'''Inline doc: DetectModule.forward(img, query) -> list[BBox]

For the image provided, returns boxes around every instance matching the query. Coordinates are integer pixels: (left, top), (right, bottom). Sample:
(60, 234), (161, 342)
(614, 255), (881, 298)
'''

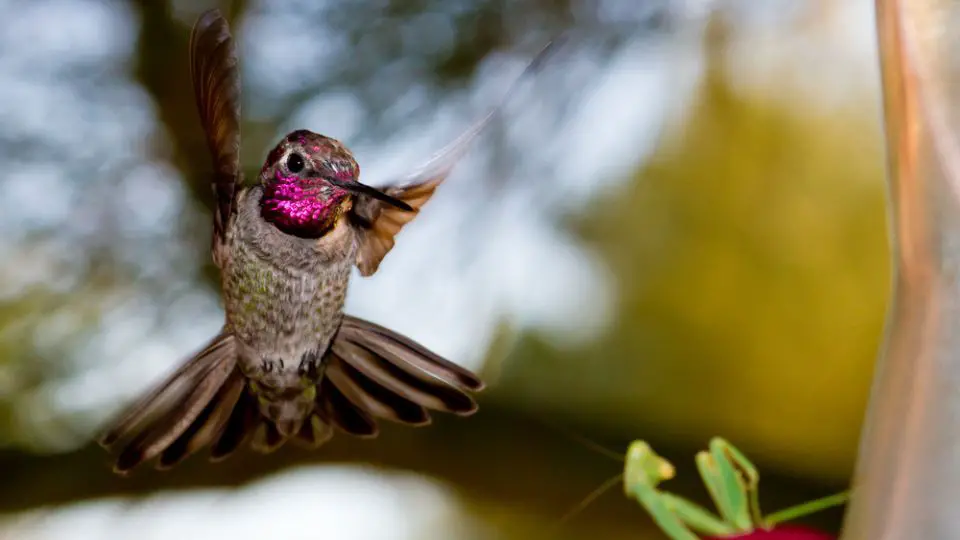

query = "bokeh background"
(0, 0), (886, 538)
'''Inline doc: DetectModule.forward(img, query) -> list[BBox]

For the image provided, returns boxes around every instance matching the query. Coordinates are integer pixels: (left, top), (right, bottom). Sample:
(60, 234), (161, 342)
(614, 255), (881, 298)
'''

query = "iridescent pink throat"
(260, 172), (347, 238)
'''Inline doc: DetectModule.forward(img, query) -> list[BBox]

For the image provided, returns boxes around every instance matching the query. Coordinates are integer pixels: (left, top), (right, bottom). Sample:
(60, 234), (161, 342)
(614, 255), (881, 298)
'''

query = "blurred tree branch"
(0, 398), (843, 538)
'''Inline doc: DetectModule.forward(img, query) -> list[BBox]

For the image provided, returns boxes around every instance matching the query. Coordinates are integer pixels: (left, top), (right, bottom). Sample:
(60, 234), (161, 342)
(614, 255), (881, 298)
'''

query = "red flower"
(706, 525), (835, 540)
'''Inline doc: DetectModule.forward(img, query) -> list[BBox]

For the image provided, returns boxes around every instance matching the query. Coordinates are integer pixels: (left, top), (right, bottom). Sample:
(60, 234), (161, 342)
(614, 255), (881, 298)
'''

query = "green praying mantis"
(623, 437), (849, 539)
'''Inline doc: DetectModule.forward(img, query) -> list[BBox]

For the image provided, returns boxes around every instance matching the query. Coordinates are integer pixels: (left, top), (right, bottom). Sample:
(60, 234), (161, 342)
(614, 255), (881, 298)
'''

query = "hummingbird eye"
(285, 153), (305, 174)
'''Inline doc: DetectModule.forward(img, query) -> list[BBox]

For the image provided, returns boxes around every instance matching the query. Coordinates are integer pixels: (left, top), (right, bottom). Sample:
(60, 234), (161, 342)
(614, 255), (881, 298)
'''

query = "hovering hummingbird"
(97, 9), (558, 473)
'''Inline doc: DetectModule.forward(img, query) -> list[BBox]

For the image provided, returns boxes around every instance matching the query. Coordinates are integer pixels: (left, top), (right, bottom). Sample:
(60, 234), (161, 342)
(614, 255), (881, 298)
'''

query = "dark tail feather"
(209, 389), (259, 462)
(250, 420), (286, 453)
(98, 333), (234, 449)
(291, 414), (334, 449)
(325, 356), (432, 426)
(326, 316), (484, 430)
(240, 407), (337, 453)
(317, 376), (380, 437)
(156, 369), (245, 470)
(338, 316), (485, 392)
(97, 333), (238, 474)
(99, 318), (485, 469)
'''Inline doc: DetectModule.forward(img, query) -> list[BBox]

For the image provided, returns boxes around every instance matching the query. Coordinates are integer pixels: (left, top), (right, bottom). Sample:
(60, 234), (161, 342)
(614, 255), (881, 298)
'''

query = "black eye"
(286, 153), (305, 173)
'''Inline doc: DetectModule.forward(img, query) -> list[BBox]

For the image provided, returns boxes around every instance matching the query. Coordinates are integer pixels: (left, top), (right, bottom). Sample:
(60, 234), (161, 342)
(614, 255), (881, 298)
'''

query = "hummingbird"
(97, 9), (558, 473)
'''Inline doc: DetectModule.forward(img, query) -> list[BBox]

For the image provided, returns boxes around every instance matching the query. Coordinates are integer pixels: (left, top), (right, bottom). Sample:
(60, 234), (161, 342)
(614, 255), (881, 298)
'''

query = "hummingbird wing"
(189, 9), (242, 261)
(350, 37), (563, 276)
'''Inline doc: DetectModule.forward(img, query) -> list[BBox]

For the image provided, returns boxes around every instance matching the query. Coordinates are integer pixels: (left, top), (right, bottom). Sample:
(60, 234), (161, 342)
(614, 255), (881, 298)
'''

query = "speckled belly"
(224, 258), (350, 380)
(220, 213), (357, 390)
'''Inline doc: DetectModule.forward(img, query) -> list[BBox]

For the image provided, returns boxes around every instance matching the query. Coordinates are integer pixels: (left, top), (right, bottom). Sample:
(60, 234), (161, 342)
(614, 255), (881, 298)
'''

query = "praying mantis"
(623, 437), (849, 540)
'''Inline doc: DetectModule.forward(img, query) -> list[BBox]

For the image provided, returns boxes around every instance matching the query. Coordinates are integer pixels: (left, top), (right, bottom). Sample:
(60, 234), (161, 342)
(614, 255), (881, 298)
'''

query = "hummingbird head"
(258, 130), (413, 238)
(258, 130), (359, 238)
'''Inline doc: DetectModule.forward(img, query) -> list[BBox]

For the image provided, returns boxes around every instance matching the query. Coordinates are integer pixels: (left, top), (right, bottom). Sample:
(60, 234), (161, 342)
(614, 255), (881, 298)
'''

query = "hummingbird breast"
(222, 186), (358, 393)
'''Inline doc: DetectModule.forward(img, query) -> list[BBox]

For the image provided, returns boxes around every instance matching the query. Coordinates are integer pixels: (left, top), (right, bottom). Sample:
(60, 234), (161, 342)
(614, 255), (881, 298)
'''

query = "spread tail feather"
(291, 414), (335, 449)
(97, 316), (485, 471)
(209, 387), (259, 461)
(324, 315), (484, 434)
(248, 414), (335, 454)
(97, 333), (240, 473)
(98, 333), (234, 449)
(156, 367), (245, 470)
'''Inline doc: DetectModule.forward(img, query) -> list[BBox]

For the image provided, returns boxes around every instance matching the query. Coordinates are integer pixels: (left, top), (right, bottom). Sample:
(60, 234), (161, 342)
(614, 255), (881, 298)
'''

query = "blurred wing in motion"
(190, 9), (242, 260)
(351, 37), (565, 276)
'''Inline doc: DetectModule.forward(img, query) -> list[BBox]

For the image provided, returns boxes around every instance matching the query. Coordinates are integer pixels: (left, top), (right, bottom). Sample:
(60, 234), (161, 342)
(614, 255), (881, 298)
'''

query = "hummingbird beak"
(325, 178), (414, 212)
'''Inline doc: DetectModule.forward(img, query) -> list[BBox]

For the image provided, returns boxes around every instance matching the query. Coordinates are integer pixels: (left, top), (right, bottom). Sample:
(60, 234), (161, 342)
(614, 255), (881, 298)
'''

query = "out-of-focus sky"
(0, 1), (883, 539)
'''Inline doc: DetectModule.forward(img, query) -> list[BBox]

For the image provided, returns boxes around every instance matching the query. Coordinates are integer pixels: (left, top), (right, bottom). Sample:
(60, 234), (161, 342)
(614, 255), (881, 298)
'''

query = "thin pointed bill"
(325, 178), (414, 211)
